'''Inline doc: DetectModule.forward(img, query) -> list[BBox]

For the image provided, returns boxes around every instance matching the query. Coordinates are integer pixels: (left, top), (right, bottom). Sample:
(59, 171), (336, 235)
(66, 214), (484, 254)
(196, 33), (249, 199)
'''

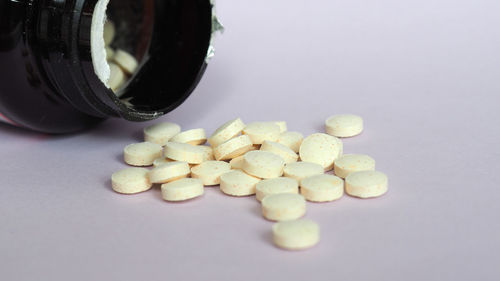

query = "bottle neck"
(33, 0), (213, 121)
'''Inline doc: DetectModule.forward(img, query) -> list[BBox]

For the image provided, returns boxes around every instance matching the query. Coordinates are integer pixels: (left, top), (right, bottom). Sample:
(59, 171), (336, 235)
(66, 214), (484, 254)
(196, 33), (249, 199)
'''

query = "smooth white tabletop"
(1, 0), (499, 280)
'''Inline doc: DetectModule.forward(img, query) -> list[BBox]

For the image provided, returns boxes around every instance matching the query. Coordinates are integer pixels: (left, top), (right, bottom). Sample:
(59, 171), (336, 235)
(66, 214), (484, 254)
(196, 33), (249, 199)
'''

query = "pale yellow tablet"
(164, 142), (205, 164)
(260, 140), (298, 164)
(242, 122), (281, 144)
(220, 170), (261, 196)
(242, 151), (285, 179)
(229, 155), (245, 170)
(112, 168), (152, 194)
(208, 118), (245, 147)
(261, 193), (306, 221)
(161, 178), (204, 202)
(108, 62), (125, 92)
(113, 49), (138, 75)
(103, 20), (115, 46)
(144, 122), (181, 146)
(300, 174), (344, 202)
(124, 142), (163, 166)
(345, 171), (388, 198)
(334, 154), (375, 178)
(277, 131), (303, 153)
(191, 160), (231, 186)
(255, 177), (299, 202)
(283, 161), (324, 182)
(213, 135), (253, 160)
(272, 219), (320, 250)
(148, 161), (191, 184)
(299, 133), (342, 171)
(199, 145), (215, 161)
(325, 114), (363, 137)
(152, 157), (174, 167)
(170, 128), (207, 145)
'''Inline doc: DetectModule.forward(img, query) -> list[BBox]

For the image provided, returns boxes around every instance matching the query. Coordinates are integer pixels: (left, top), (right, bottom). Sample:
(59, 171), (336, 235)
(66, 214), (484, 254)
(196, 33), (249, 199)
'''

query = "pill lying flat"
(299, 133), (342, 171)
(229, 155), (245, 170)
(242, 151), (285, 179)
(260, 141), (298, 164)
(164, 142), (206, 164)
(170, 129), (207, 145)
(153, 157), (174, 167)
(255, 177), (299, 202)
(213, 135), (253, 160)
(108, 62), (125, 92)
(243, 122), (281, 145)
(199, 145), (215, 161)
(220, 170), (261, 196)
(208, 118), (245, 147)
(345, 171), (388, 198)
(113, 49), (138, 75)
(283, 161), (324, 182)
(300, 174), (344, 202)
(261, 193), (306, 221)
(144, 122), (181, 146)
(124, 142), (163, 166)
(272, 219), (320, 250)
(277, 131), (303, 153)
(148, 161), (191, 184)
(112, 168), (152, 194)
(161, 178), (204, 202)
(325, 114), (364, 138)
(191, 160), (231, 186)
(334, 154), (376, 178)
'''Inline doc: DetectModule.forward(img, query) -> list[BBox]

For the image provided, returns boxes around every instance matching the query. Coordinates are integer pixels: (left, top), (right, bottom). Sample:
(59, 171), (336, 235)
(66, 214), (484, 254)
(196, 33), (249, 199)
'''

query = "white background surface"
(1, 0), (500, 280)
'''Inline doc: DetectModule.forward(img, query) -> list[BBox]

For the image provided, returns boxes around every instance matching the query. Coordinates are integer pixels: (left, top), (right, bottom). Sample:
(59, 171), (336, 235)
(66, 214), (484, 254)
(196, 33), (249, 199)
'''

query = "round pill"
(300, 174), (344, 202)
(334, 154), (376, 178)
(208, 118), (245, 147)
(345, 171), (388, 198)
(283, 161), (324, 182)
(243, 122), (281, 144)
(272, 121), (287, 133)
(152, 157), (174, 167)
(161, 178), (204, 202)
(191, 160), (231, 186)
(277, 131), (303, 153)
(164, 142), (206, 164)
(144, 122), (181, 146)
(199, 145), (215, 161)
(299, 133), (342, 171)
(113, 49), (138, 75)
(261, 193), (306, 221)
(325, 114), (364, 138)
(272, 219), (320, 250)
(108, 62), (125, 92)
(111, 168), (152, 194)
(242, 151), (285, 179)
(103, 20), (115, 46)
(170, 129), (207, 145)
(106, 46), (115, 60)
(255, 177), (299, 202)
(213, 135), (253, 161)
(148, 161), (191, 184)
(220, 170), (261, 196)
(123, 142), (162, 166)
(260, 141), (298, 164)
(229, 155), (245, 170)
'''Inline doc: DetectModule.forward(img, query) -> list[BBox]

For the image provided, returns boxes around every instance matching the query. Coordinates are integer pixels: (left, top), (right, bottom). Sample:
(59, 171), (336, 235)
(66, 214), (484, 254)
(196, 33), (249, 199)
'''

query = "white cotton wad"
(90, 0), (111, 87)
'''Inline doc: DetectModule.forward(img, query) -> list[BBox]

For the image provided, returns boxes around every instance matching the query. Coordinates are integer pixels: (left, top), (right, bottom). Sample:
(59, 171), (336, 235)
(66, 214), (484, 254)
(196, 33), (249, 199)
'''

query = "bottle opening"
(89, 0), (213, 119)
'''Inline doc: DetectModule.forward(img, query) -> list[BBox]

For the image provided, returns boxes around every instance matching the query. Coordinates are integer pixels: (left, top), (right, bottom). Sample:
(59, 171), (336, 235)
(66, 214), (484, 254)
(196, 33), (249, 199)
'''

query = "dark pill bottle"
(0, 0), (216, 133)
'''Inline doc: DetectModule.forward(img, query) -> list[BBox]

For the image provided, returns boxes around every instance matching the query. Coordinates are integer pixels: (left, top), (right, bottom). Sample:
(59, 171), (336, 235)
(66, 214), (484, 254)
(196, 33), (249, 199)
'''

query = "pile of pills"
(111, 114), (388, 251)
(103, 20), (139, 93)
